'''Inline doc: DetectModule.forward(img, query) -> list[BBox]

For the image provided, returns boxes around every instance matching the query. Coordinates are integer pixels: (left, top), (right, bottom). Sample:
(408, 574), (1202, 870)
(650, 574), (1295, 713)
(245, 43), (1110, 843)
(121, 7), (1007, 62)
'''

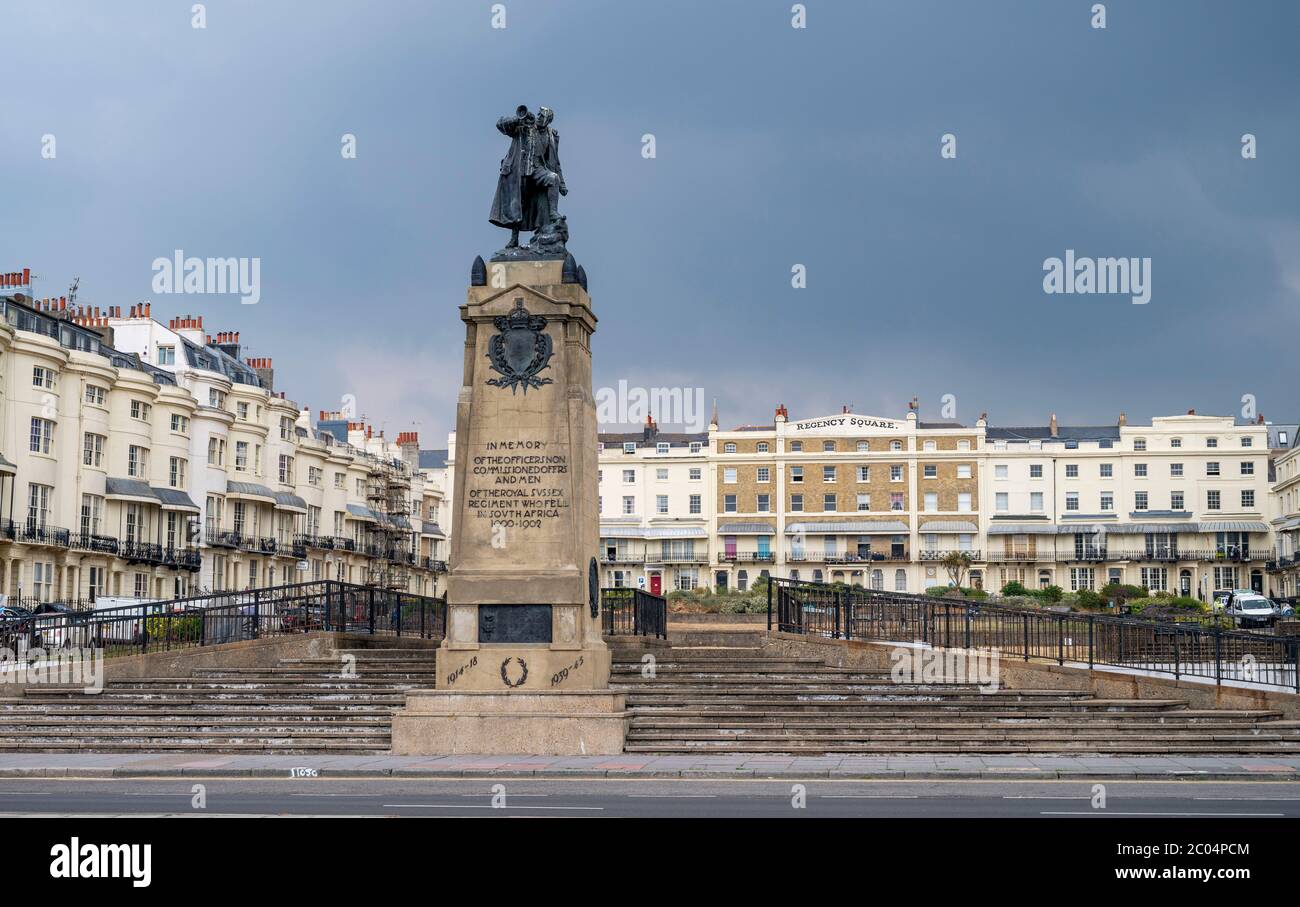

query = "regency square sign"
(788, 415), (902, 434)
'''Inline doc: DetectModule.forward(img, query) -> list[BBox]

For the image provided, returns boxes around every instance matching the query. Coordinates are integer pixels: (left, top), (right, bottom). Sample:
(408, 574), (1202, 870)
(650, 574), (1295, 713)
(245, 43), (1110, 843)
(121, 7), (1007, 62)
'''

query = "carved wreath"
(486, 298), (554, 394)
(500, 656), (529, 688)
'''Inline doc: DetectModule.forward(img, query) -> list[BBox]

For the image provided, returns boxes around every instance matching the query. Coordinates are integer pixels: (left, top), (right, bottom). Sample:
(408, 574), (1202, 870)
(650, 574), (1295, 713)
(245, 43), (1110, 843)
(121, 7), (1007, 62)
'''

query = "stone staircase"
(0, 647), (436, 754)
(611, 630), (1300, 755)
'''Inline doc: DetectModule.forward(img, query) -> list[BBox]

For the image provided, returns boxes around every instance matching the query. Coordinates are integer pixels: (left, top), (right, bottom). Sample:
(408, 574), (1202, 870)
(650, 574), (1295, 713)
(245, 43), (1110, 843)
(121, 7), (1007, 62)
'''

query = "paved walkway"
(1, 753), (1297, 780)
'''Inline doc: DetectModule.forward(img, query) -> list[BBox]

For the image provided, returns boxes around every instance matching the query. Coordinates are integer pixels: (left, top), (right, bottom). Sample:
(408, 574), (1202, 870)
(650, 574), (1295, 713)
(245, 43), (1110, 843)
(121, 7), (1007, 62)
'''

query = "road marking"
(383, 803), (603, 811)
(1041, 811), (1285, 817)
(821, 795), (918, 799)
(1003, 796), (1088, 800)
(626, 794), (716, 799)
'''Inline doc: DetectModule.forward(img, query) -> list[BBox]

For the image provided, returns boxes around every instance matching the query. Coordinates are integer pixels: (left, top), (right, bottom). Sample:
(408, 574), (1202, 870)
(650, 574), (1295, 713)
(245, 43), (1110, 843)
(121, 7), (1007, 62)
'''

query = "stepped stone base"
(391, 690), (627, 755)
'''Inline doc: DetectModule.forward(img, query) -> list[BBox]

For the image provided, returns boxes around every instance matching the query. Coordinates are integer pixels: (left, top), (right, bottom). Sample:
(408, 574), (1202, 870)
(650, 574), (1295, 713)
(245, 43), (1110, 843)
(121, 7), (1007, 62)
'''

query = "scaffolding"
(364, 457), (413, 592)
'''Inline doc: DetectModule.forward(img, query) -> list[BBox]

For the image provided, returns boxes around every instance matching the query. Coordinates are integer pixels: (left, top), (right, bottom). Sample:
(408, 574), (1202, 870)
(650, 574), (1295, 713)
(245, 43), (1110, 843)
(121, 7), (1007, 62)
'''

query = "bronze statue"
(489, 105), (568, 258)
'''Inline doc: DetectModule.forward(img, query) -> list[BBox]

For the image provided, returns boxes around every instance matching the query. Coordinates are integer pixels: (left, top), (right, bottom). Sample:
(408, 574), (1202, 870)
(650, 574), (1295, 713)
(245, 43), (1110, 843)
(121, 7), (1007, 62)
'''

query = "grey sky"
(3, 0), (1297, 444)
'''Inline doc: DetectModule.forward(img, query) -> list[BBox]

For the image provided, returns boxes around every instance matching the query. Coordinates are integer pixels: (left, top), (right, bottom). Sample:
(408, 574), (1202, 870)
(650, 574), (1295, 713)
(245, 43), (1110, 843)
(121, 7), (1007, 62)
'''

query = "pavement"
(2, 752), (1299, 780)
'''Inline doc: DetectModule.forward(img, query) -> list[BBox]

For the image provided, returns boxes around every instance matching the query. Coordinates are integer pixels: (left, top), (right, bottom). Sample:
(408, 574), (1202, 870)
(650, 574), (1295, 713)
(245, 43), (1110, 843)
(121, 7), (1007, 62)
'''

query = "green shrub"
(1001, 581), (1031, 597)
(1037, 584), (1064, 603)
(1074, 588), (1105, 610)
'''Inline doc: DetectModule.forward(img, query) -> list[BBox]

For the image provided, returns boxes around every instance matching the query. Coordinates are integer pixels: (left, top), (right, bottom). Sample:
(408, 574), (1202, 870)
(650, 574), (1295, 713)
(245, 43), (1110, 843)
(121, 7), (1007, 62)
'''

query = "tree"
(941, 551), (974, 589)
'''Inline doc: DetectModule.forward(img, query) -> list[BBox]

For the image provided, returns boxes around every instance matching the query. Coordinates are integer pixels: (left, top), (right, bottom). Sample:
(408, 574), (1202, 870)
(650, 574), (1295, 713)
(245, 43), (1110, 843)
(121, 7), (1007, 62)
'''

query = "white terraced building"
(0, 279), (448, 607)
(592, 406), (1285, 600)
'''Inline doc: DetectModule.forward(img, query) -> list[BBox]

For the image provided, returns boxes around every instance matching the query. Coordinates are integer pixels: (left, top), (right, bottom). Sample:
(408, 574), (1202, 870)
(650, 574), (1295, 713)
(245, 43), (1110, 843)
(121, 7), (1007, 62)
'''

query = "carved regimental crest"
(485, 298), (554, 393)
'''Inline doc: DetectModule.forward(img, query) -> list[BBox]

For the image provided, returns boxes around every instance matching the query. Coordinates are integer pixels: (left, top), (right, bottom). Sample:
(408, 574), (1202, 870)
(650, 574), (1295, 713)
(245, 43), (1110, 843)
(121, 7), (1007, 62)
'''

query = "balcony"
(419, 556), (448, 572)
(790, 551), (908, 564)
(3, 521), (71, 547)
(1064, 547), (1109, 563)
(296, 533), (337, 551)
(121, 541), (164, 565)
(160, 547), (202, 571)
(985, 550), (1048, 563)
(721, 552), (776, 563)
(601, 554), (647, 564)
(919, 549), (982, 562)
(69, 532), (120, 555)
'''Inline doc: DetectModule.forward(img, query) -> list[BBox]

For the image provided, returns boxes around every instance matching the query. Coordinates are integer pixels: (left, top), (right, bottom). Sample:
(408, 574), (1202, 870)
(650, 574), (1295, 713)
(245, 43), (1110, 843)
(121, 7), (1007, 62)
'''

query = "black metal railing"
(601, 587), (667, 639)
(0, 580), (446, 664)
(769, 577), (1300, 691)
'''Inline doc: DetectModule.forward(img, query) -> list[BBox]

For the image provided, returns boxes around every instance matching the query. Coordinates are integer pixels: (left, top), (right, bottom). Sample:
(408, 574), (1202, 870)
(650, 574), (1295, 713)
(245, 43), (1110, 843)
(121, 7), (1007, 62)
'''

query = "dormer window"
(623, 442), (635, 454)
(724, 442), (737, 454)
(656, 442), (669, 455)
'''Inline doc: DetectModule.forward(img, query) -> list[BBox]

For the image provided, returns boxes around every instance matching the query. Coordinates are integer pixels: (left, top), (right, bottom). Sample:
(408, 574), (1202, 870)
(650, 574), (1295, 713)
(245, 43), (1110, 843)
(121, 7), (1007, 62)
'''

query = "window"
(724, 468), (737, 484)
(208, 437), (225, 466)
(1030, 464), (1043, 479)
(1100, 463), (1113, 478)
(790, 466), (803, 483)
(27, 484), (51, 530)
(1140, 567), (1168, 592)
(822, 466), (836, 482)
(957, 492), (972, 512)
(689, 441), (701, 454)
(130, 399), (152, 421)
(1170, 462), (1183, 477)
(1135, 491), (1148, 511)
(823, 440), (835, 452)
(724, 443), (737, 454)
(128, 445), (149, 478)
(1171, 491), (1184, 510)
(957, 439), (970, 451)
(157, 344), (176, 365)
(334, 472), (345, 489)
(656, 495), (668, 515)
(1207, 490), (1221, 511)
(80, 493), (103, 536)
(756, 467), (769, 483)
(923, 440), (936, 452)
(235, 441), (249, 471)
(957, 464), (971, 479)
(1134, 463), (1147, 478)
(1240, 461), (1254, 476)
(623, 442), (635, 454)
(32, 365), (56, 389)
(1170, 438), (1182, 448)
(1030, 491), (1044, 512)
(656, 442), (669, 455)
(171, 414), (189, 434)
(856, 494), (870, 511)
(890, 492), (904, 511)
(756, 442), (769, 453)
(1133, 438), (1146, 451)
(169, 457), (187, 489)
(623, 469), (635, 483)
(278, 454), (294, 484)
(790, 441), (802, 452)
(856, 441), (869, 452)
(85, 385), (106, 405)
(895, 569), (907, 592)
(1070, 567), (1095, 591)
(689, 467), (701, 481)
(236, 401), (250, 420)
(890, 465), (902, 482)
(757, 493), (770, 512)
(995, 465), (1008, 480)
(309, 466), (323, 486)
(1065, 492), (1079, 511)
(996, 492), (1009, 512)
(1065, 464), (1078, 478)
(82, 432), (105, 467)
(29, 417), (54, 454)
(1206, 461), (1220, 476)
(1206, 437), (1218, 448)
(1100, 491), (1114, 511)
(890, 440), (902, 451)
(856, 465), (870, 482)
(823, 494), (836, 512)
(1241, 436), (1253, 448)
(923, 464), (937, 479)
(689, 494), (701, 514)
(924, 492), (938, 512)
(622, 496), (634, 515)
(790, 494), (803, 512)
(724, 494), (737, 513)
(1241, 489), (1255, 508)
(655, 467), (668, 480)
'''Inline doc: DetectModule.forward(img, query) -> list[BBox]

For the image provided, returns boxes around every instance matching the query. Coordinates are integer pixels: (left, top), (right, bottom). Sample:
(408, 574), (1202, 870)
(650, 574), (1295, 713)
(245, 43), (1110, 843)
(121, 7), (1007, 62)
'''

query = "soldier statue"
(489, 105), (569, 257)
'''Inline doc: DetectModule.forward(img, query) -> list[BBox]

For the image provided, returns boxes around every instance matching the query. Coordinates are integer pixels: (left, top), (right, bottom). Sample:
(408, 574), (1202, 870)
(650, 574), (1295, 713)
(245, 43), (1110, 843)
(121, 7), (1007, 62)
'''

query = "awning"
(226, 481), (276, 503)
(420, 521), (445, 538)
(346, 504), (378, 522)
(786, 521), (909, 535)
(1200, 521), (1270, 533)
(272, 492), (308, 513)
(0, 453), (15, 476)
(1274, 516), (1300, 531)
(1055, 523), (1108, 535)
(1105, 522), (1196, 535)
(918, 520), (977, 533)
(152, 487), (200, 513)
(600, 525), (644, 539)
(645, 526), (708, 538)
(105, 478), (161, 504)
(717, 522), (776, 535)
(987, 523), (1058, 535)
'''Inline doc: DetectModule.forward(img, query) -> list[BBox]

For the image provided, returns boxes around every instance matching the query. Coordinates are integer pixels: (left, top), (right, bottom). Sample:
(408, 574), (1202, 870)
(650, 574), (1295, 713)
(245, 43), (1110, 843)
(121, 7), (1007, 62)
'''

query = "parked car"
(1223, 593), (1276, 629)
(1272, 600), (1296, 619)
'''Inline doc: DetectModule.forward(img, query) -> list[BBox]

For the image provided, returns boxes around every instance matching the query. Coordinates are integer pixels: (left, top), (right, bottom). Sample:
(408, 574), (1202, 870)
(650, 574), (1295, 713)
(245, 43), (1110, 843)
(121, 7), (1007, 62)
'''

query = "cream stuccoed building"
(592, 405), (1283, 601)
(0, 286), (447, 606)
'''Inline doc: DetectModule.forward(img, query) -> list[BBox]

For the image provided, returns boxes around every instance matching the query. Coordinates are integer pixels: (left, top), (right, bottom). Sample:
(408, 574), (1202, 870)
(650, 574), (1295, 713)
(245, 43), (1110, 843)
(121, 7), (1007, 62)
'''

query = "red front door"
(649, 573), (662, 596)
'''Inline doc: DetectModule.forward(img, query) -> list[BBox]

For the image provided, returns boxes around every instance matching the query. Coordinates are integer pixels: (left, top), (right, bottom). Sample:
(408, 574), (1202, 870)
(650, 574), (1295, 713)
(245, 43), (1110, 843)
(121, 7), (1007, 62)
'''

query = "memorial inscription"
(478, 603), (553, 644)
(466, 437), (570, 534)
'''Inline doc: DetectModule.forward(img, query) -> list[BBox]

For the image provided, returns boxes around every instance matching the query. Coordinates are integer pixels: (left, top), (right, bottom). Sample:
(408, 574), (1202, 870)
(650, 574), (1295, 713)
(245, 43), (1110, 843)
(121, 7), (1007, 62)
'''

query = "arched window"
(724, 442), (737, 453)
(894, 569), (906, 592)
(823, 441), (836, 452)
(812, 569), (823, 583)
(890, 440), (903, 451)
(957, 439), (970, 451)
(790, 441), (803, 452)
(737, 570), (748, 591)
(871, 569), (884, 590)
(923, 440), (936, 451)
(756, 442), (769, 452)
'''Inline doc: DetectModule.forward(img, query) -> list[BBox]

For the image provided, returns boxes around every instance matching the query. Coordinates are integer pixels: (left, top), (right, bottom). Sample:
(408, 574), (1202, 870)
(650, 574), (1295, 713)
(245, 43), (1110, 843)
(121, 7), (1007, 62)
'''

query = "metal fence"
(601, 588), (668, 639)
(0, 580), (446, 664)
(770, 578), (1300, 691)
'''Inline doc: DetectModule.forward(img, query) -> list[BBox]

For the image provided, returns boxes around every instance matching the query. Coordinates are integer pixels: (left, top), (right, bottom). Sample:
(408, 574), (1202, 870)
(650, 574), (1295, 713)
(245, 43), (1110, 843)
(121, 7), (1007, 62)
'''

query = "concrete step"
(629, 717), (1294, 731)
(623, 741), (1300, 754)
(624, 699), (1190, 712)
(626, 727), (1300, 742)
(0, 741), (391, 753)
(8, 695), (407, 707)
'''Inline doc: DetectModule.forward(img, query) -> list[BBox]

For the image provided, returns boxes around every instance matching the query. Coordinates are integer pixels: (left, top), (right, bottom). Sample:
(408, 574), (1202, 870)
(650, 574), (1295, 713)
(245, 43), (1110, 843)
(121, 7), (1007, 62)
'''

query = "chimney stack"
(1118, 412), (1127, 427)
(1049, 413), (1059, 437)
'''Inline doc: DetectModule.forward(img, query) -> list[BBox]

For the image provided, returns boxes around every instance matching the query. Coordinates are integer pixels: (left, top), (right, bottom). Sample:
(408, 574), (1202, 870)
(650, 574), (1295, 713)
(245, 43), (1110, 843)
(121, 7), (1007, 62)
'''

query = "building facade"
(597, 405), (1281, 599)
(0, 280), (447, 607)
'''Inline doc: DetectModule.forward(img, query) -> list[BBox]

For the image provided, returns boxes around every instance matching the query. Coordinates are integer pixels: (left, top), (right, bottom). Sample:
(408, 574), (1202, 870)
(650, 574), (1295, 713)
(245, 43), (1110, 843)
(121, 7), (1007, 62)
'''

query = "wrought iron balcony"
(721, 552), (776, 563)
(918, 549), (982, 562)
(4, 521), (71, 547)
(601, 554), (647, 564)
(122, 541), (164, 565)
(69, 532), (120, 555)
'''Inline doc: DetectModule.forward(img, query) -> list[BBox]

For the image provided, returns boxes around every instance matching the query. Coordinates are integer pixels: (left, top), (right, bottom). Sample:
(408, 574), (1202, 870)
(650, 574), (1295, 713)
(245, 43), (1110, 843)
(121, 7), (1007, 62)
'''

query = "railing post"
(963, 605), (971, 650)
(1087, 615), (1094, 670)
(140, 606), (149, 656)
(834, 588), (841, 639)
(1173, 626), (1181, 680)
(766, 579), (772, 634)
(420, 597), (426, 639)
(844, 588), (852, 642)
(1057, 614), (1063, 666)
(1214, 626), (1222, 686)
(368, 587), (376, 635)
(1022, 613), (1029, 662)
(252, 587), (261, 640)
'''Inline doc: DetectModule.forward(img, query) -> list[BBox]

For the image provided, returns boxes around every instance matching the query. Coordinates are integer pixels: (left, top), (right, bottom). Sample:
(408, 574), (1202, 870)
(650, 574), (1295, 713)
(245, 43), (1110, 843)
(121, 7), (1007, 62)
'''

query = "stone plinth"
(391, 689), (626, 756)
